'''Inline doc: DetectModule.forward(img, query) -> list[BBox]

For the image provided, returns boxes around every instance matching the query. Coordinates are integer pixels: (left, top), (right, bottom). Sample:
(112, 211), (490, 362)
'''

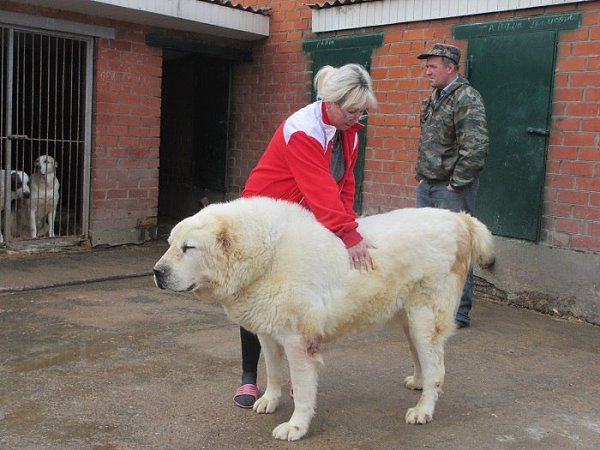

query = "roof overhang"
(13, 0), (270, 41)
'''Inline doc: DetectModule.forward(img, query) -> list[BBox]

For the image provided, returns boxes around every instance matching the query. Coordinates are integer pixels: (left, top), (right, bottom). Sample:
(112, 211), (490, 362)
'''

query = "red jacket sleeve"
(283, 131), (362, 247)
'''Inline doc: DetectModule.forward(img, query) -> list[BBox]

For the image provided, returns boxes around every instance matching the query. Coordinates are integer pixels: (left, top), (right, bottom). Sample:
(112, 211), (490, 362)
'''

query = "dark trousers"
(240, 326), (261, 375)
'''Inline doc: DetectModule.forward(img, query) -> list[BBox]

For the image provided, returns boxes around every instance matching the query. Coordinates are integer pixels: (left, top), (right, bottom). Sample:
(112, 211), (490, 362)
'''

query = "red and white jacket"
(242, 100), (364, 248)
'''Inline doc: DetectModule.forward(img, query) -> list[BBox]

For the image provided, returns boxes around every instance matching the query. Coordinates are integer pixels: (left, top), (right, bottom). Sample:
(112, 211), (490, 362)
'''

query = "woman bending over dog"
(234, 63), (378, 408)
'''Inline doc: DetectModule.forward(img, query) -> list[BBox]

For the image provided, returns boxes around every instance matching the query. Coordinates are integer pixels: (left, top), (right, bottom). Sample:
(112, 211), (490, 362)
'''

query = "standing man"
(415, 43), (489, 328)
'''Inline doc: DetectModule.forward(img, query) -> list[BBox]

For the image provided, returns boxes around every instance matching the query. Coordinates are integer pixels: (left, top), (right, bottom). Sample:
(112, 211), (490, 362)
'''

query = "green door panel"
(467, 31), (556, 241)
(309, 48), (374, 97)
(303, 34), (383, 214)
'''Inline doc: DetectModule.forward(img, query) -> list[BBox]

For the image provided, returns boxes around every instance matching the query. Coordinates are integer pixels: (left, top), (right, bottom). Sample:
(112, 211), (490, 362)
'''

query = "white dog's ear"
(216, 226), (232, 252)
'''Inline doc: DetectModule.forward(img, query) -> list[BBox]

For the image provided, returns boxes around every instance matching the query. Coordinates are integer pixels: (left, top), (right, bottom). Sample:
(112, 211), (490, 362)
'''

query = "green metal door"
(303, 34), (383, 214)
(467, 31), (555, 240)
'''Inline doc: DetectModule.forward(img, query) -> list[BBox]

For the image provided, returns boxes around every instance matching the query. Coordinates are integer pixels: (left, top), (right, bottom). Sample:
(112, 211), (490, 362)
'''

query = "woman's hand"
(347, 239), (376, 272)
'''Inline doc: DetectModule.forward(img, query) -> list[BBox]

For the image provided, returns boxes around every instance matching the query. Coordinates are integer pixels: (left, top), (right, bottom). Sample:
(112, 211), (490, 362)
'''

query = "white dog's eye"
(181, 245), (196, 253)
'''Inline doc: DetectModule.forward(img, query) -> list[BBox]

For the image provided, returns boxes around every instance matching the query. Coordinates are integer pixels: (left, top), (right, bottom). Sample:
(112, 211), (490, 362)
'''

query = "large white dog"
(153, 197), (495, 441)
(18, 155), (60, 239)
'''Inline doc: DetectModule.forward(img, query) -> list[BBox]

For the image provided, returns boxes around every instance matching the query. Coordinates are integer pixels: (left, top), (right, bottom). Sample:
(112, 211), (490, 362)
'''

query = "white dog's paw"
(253, 395), (280, 414)
(405, 406), (433, 425)
(272, 421), (308, 441)
(404, 375), (423, 390)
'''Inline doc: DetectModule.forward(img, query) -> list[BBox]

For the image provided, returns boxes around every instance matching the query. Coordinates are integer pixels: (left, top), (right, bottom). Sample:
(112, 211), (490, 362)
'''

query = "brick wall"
(92, 30), (162, 244)
(0, 0), (162, 246)
(229, 0), (314, 193)
(545, 2), (600, 250)
(231, 1), (599, 252)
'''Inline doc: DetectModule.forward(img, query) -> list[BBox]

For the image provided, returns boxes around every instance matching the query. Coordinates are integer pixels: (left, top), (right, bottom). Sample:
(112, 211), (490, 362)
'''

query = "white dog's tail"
(464, 214), (496, 269)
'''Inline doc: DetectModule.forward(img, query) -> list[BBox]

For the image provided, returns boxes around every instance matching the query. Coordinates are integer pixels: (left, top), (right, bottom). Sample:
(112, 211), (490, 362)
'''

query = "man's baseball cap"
(418, 43), (461, 65)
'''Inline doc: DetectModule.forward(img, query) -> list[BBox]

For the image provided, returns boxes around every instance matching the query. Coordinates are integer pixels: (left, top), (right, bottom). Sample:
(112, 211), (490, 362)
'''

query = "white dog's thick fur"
(21, 155), (60, 238)
(0, 169), (31, 243)
(154, 197), (495, 441)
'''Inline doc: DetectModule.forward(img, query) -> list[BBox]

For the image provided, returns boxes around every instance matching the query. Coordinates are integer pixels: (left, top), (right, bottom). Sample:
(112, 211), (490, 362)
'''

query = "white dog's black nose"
(153, 267), (167, 289)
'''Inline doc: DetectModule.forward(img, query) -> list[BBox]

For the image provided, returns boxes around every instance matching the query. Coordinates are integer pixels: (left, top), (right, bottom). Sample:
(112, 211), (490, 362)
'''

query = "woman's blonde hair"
(314, 63), (377, 111)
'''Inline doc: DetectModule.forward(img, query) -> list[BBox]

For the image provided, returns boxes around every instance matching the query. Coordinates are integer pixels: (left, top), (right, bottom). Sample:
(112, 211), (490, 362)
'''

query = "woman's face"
(326, 102), (366, 130)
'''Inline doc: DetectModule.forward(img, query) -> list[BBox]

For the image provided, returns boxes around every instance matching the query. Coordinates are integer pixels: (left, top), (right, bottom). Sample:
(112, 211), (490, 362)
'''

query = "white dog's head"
(34, 155), (57, 176)
(153, 200), (278, 300)
(153, 207), (237, 297)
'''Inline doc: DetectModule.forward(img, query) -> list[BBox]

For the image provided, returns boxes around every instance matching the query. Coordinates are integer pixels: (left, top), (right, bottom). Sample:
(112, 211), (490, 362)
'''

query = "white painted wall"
(13, 0), (270, 40)
(312, 0), (591, 32)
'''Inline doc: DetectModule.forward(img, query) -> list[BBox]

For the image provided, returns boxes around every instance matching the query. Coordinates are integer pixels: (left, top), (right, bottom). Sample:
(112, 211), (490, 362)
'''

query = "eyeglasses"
(337, 103), (369, 122)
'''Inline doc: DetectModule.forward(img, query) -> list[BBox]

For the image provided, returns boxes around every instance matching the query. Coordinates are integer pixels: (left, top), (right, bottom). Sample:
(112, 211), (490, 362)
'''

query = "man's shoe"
(456, 320), (470, 329)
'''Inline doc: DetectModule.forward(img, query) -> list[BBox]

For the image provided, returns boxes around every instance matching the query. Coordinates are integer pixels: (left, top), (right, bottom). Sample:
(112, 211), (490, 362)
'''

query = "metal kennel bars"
(0, 22), (93, 246)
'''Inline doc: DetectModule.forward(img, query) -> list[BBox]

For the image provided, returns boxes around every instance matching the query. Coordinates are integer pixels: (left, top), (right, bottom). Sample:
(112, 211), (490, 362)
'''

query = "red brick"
(543, 201), (572, 218)
(569, 235), (600, 251)
(553, 118), (581, 131)
(546, 174), (575, 189)
(543, 187), (559, 202)
(576, 177), (600, 192)
(582, 119), (600, 132)
(565, 102), (598, 116)
(385, 31), (405, 43)
(564, 132), (598, 146)
(556, 57), (588, 71)
(556, 71), (572, 87)
(388, 42), (413, 54)
(560, 161), (594, 176)
(557, 190), (590, 205)
(553, 102), (567, 115)
(570, 72), (600, 87)
(370, 172), (393, 184)
(561, 28), (590, 42)
(555, 218), (581, 234)
(397, 78), (420, 90)
(373, 149), (394, 160)
(589, 57), (600, 71)
(557, 42), (573, 59)
(588, 221), (600, 236)
(403, 29), (425, 41)
(579, 148), (600, 160)
(572, 41), (600, 57)
(107, 189), (127, 199)
(553, 88), (584, 101)
(548, 131), (564, 146)
(573, 205), (600, 221)
(92, 191), (107, 201)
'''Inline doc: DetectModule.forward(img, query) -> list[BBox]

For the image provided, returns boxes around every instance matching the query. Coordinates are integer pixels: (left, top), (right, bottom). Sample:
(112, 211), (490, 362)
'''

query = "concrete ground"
(1, 241), (599, 450)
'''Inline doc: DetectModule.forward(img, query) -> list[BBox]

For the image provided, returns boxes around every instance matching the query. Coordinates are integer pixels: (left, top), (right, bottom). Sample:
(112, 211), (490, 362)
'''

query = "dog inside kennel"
(1, 27), (89, 247)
